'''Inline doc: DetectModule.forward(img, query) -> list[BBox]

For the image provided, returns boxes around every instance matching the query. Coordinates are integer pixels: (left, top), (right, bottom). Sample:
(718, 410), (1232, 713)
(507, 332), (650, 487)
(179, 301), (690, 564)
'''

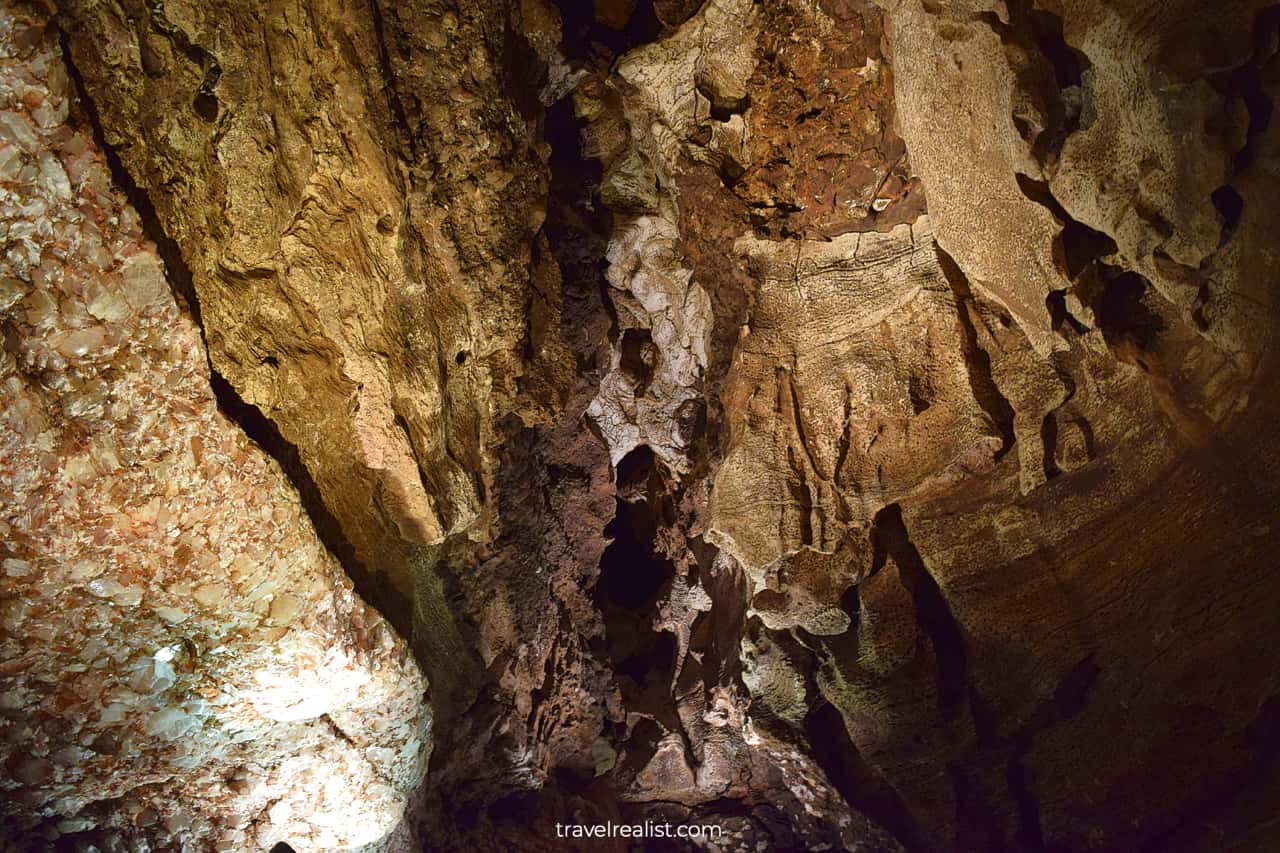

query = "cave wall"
(1, 0), (1278, 850)
(0, 11), (428, 849)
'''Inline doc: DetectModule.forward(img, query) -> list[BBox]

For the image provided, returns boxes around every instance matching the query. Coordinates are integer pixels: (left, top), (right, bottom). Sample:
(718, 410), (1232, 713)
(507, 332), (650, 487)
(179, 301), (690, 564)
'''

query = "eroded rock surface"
(712, 219), (1002, 581)
(4, 0), (1280, 850)
(49, 0), (558, 707)
(0, 11), (427, 850)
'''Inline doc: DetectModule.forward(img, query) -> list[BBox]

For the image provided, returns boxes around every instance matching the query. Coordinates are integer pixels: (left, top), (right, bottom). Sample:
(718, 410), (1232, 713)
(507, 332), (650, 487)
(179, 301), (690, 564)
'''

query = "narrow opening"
(1096, 269), (1164, 352)
(1211, 185), (1244, 246)
(616, 444), (655, 495)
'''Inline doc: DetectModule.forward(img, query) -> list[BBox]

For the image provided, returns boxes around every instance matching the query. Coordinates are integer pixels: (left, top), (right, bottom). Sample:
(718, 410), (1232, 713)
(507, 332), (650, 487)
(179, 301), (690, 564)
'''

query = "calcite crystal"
(0, 10), (427, 849)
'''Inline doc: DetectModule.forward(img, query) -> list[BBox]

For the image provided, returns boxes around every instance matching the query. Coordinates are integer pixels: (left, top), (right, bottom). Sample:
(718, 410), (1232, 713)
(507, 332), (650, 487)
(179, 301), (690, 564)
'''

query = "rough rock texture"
(712, 219), (1002, 583)
(49, 0), (556, 724)
(4, 0), (1280, 850)
(0, 10), (427, 850)
(813, 1), (1280, 849)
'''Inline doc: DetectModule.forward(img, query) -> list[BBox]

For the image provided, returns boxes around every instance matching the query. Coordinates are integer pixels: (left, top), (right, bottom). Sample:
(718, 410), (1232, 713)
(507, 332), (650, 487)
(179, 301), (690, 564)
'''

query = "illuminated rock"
(0, 11), (428, 849)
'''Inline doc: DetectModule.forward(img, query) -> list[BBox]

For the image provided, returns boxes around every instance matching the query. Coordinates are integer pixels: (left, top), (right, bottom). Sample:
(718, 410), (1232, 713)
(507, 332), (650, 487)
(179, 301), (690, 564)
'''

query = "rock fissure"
(60, 24), (397, 636)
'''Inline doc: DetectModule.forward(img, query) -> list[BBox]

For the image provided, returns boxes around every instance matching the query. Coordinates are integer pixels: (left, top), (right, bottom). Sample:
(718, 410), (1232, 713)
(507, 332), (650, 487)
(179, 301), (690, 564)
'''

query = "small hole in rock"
(1097, 270), (1164, 352)
(907, 376), (931, 415)
(1060, 219), (1117, 279)
(616, 444), (655, 495)
(1211, 185), (1244, 246)
(193, 90), (218, 122)
(455, 350), (469, 366)
(1047, 290), (1087, 335)
(619, 327), (656, 395)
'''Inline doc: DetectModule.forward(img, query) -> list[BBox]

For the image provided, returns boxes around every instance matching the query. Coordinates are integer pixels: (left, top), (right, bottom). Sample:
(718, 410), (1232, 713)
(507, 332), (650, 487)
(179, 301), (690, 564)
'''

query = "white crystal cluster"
(0, 8), (428, 850)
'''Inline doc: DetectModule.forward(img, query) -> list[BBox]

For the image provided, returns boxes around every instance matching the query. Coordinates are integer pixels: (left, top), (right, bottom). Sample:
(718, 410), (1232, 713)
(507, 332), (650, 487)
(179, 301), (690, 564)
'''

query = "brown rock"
(0, 16), (427, 849)
(52, 0), (552, 647)
(6, 0), (1280, 849)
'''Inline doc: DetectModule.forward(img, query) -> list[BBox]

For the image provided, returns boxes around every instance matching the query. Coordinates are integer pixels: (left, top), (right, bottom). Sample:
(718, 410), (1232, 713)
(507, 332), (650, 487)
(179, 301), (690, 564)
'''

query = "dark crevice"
(544, 95), (615, 359)
(596, 496), (673, 611)
(977, 2), (1093, 161)
(839, 582), (862, 626)
(366, 0), (417, 157)
(1046, 290), (1087, 336)
(1027, 9), (1083, 91)
(550, 0), (662, 63)
(806, 701), (930, 853)
(206, 375), (410, 633)
(1191, 280), (1213, 333)
(1014, 173), (1068, 228)
(594, 446), (678, 726)
(1059, 219), (1117, 281)
(619, 326), (657, 397)
(1094, 268), (1165, 354)
(58, 28), (410, 638)
(1211, 185), (1245, 247)
(715, 152), (747, 189)
(1014, 170), (1118, 328)
(697, 543), (749, 694)
(871, 504), (969, 721)
(320, 714), (358, 750)
(1026, 7), (1089, 158)
(1203, 6), (1279, 251)
(616, 443), (656, 496)
(1040, 410), (1061, 481)
(971, 656), (1101, 851)
(703, 87), (751, 122)
(1208, 6), (1279, 177)
(936, 246), (1018, 459)
(502, 5), (550, 123)
(1010, 656), (1100, 850)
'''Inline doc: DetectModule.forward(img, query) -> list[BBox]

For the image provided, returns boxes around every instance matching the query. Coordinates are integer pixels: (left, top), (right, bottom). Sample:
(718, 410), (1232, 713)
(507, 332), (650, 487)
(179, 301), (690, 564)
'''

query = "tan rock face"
(51, 0), (552, 616)
(0, 11), (427, 850)
(711, 219), (1001, 579)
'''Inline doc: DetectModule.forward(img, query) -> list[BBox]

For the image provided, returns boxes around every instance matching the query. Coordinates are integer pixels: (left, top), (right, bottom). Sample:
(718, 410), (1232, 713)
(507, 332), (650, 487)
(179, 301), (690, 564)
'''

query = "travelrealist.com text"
(554, 820), (725, 840)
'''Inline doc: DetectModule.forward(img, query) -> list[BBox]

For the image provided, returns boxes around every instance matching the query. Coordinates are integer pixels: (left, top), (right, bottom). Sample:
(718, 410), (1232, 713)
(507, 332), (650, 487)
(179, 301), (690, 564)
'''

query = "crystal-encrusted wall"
(0, 9), (428, 849)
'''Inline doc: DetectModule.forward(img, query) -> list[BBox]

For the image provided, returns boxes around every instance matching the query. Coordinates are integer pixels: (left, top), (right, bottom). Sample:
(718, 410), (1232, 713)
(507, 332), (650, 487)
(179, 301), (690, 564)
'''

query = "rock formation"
(0, 10), (428, 849)
(2, 0), (1278, 850)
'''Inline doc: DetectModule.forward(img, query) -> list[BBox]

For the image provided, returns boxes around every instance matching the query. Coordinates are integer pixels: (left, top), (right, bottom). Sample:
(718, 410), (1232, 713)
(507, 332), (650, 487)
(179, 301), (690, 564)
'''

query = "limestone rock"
(52, 0), (552, 617)
(4, 0), (1280, 849)
(711, 219), (1002, 580)
(0, 13), (427, 849)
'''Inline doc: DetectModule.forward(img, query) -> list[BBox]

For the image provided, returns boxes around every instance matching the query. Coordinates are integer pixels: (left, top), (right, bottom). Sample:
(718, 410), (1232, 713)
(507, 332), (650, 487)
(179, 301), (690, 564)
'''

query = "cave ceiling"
(2, 0), (1279, 850)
